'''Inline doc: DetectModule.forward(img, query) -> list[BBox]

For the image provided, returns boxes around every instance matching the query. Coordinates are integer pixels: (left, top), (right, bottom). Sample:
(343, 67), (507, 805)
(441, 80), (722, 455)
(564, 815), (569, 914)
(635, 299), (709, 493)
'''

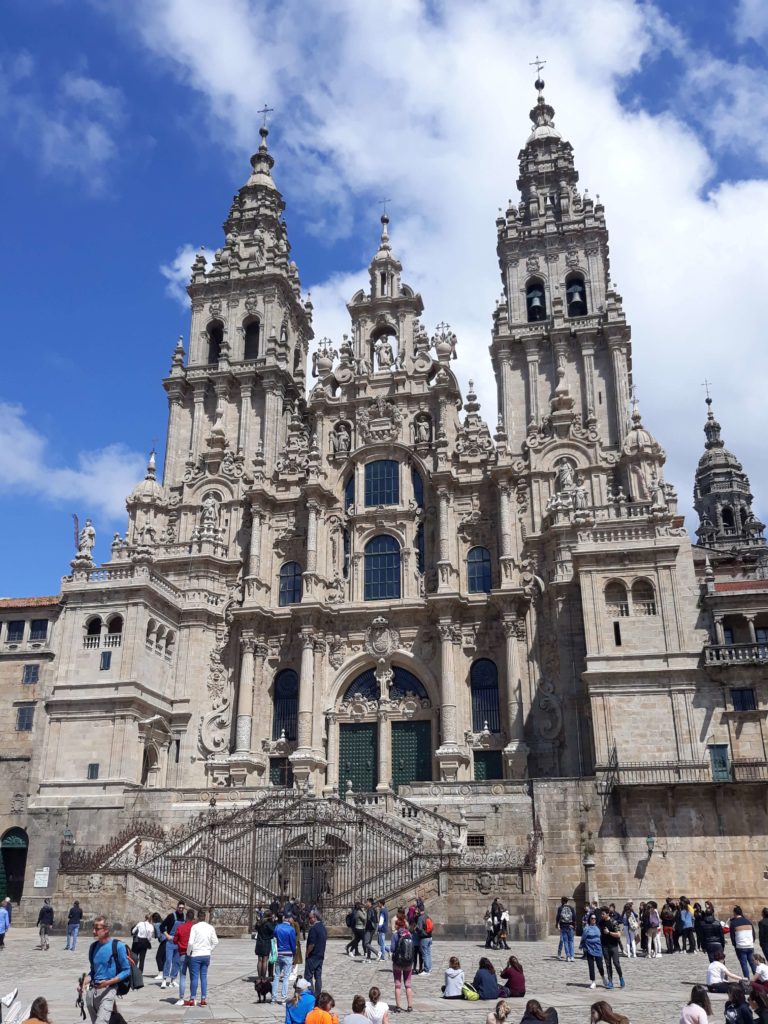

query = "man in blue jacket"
(377, 899), (389, 961)
(83, 916), (131, 1023)
(272, 912), (297, 1005)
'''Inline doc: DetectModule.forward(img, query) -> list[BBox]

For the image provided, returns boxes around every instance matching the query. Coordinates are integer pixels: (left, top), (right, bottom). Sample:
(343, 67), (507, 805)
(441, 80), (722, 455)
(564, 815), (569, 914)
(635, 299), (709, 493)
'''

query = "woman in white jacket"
(131, 914), (154, 973)
(185, 911), (219, 1007)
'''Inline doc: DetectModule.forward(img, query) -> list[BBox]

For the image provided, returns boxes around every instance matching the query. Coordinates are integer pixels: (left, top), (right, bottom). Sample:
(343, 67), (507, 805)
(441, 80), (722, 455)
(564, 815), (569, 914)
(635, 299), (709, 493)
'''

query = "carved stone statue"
(556, 460), (575, 492)
(332, 423), (351, 453)
(573, 477), (588, 510)
(78, 518), (96, 558)
(376, 337), (394, 370)
(414, 416), (431, 443)
(201, 494), (218, 529)
(356, 354), (372, 376)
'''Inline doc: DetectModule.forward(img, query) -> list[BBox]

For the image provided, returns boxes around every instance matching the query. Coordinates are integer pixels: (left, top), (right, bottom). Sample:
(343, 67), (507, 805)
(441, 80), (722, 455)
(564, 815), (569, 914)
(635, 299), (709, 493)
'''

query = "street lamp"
(646, 834), (655, 857)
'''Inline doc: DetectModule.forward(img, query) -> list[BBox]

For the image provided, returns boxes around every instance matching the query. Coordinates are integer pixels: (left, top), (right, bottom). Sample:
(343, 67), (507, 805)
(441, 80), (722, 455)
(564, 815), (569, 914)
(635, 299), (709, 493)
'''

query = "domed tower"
(694, 396), (766, 552)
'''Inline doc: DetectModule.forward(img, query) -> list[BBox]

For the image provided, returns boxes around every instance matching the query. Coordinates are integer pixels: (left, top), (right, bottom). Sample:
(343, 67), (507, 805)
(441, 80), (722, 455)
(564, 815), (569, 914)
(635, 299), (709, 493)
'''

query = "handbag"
(268, 937), (278, 965)
(462, 983), (479, 1001)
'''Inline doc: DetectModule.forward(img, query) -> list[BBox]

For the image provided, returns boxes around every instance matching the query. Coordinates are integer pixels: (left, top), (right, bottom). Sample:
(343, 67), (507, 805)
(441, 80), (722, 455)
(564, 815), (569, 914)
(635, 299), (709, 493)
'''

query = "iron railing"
(597, 759), (768, 786)
(704, 643), (768, 665)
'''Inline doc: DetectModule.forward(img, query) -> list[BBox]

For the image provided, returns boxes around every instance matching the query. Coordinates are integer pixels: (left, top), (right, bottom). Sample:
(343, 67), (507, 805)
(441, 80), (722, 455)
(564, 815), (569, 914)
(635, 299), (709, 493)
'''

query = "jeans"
(177, 954), (189, 998)
(736, 947), (756, 978)
(421, 936), (433, 972)
(603, 945), (622, 981)
(86, 986), (116, 1024)
(304, 957), (323, 995)
(188, 955), (209, 1000)
(272, 954), (293, 1002)
(38, 925), (49, 949)
(560, 927), (574, 959)
(682, 927), (696, 953)
(67, 923), (80, 950)
(378, 932), (387, 958)
(363, 929), (376, 958)
(164, 940), (179, 980)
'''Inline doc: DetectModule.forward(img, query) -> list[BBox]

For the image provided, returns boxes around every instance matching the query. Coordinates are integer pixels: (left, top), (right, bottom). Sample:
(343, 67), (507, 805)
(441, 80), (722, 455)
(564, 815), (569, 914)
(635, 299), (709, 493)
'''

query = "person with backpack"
(345, 902), (365, 959)
(390, 920), (415, 1012)
(413, 899), (433, 975)
(556, 897), (575, 962)
(646, 901), (662, 958)
(82, 915), (131, 1023)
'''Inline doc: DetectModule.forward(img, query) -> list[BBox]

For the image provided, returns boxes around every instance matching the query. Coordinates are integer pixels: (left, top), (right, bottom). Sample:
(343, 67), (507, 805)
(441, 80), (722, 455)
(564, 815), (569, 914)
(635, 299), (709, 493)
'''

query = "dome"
(622, 407), (661, 457)
(128, 452), (165, 505)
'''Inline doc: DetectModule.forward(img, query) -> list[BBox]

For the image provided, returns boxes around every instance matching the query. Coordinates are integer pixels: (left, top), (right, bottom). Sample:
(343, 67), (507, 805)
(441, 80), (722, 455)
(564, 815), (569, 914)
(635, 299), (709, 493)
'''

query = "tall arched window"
(107, 615), (123, 635)
(467, 546), (492, 594)
(243, 320), (260, 360)
(526, 280), (547, 322)
(605, 580), (629, 617)
(566, 273), (588, 317)
(471, 659), (501, 733)
(722, 506), (735, 531)
(364, 535), (401, 601)
(279, 561), (303, 606)
(272, 669), (298, 740)
(207, 321), (223, 364)
(86, 618), (102, 637)
(365, 460), (399, 506)
(631, 579), (657, 616)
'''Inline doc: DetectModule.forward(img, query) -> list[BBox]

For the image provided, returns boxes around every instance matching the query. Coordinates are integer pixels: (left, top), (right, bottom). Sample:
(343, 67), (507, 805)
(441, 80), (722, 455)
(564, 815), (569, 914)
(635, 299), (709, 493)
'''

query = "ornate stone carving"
(328, 634), (346, 669)
(357, 397), (403, 443)
(536, 678), (563, 741)
(364, 616), (401, 658)
(526, 255), (540, 273)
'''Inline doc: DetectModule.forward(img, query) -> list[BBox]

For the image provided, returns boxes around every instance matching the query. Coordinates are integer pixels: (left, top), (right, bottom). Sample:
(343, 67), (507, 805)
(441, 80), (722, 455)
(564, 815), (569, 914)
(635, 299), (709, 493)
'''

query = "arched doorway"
(337, 667), (433, 793)
(0, 827), (28, 903)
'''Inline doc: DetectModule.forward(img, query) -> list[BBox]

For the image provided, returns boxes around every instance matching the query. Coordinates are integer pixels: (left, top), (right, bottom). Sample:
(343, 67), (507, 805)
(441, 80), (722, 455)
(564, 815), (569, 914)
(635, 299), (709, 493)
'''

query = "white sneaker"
(590, 982), (596, 989)
(160, 981), (168, 989)
(172, 980), (179, 988)
(348, 950), (355, 959)
(154, 973), (164, 981)
(174, 999), (185, 1006)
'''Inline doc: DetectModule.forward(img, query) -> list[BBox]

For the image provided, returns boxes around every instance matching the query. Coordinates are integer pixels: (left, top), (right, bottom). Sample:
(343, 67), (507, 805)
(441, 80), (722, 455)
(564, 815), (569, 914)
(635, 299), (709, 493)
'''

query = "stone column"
(235, 635), (256, 754)
(250, 642), (268, 732)
(499, 353), (513, 435)
(238, 379), (253, 454)
(499, 482), (515, 587)
(713, 616), (725, 646)
(435, 623), (468, 781)
(324, 712), (339, 796)
(306, 502), (319, 574)
(438, 489), (450, 562)
(189, 381), (207, 457)
(745, 614), (757, 644)
(297, 629), (315, 749)
(377, 707), (390, 793)
(503, 616), (529, 777)
(524, 338), (540, 428)
(581, 339), (597, 424)
(247, 506), (263, 580)
(608, 338), (629, 442)
(263, 384), (284, 470)
(163, 389), (184, 482)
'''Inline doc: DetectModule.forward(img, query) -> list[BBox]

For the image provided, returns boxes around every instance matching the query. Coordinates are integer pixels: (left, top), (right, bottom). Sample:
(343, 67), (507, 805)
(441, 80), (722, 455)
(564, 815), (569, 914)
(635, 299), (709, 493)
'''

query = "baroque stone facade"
(2, 79), (767, 929)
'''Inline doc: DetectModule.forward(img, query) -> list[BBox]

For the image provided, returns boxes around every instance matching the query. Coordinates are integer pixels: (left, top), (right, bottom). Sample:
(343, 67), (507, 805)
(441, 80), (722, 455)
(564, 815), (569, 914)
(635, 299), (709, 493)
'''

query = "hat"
(296, 979), (311, 992)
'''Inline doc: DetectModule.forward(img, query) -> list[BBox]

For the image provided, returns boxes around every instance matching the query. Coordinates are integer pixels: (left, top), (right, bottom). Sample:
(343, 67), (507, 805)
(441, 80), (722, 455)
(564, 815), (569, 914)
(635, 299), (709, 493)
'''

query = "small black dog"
(254, 977), (272, 1003)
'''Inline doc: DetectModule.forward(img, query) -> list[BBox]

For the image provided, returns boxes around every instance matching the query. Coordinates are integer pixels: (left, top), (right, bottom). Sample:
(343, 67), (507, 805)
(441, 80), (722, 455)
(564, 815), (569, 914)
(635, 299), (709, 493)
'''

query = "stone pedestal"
(503, 740), (529, 779)
(436, 744), (469, 782)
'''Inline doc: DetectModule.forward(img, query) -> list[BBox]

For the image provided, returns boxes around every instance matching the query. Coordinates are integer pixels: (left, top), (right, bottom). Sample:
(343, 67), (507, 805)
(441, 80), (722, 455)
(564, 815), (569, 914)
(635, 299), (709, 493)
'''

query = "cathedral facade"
(2, 79), (767, 931)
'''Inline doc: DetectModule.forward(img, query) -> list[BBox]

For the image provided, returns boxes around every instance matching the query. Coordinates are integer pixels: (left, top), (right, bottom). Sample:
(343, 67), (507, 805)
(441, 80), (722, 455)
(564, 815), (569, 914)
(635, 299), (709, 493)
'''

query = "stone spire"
(694, 396), (765, 551)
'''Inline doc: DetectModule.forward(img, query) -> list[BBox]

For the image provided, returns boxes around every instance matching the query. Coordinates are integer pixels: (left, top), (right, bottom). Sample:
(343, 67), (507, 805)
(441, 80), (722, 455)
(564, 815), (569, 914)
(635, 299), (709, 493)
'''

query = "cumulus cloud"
(139, 0), (768, 524)
(0, 53), (124, 190)
(160, 244), (214, 306)
(735, 0), (768, 47)
(0, 402), (146, 530)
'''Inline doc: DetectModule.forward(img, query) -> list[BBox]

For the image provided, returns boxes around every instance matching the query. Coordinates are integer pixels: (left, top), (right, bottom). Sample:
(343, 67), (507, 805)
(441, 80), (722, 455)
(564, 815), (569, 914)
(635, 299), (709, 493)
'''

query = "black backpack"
(345, 910), (354, 929)
(89, 939), (137, 997)
(393, 931), (414, 967)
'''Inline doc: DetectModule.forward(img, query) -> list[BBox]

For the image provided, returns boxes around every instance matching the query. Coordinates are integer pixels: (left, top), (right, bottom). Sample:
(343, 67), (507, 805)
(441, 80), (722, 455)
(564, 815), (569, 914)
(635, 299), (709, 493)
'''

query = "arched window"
(206, 321), (223, 364)
(722, 506), (735, 531)
(365, 460), (399, 506)
(86, 618), (102, 637)
(279, 561), (303, 606)
(243, 320), (260, 360)
(526, 280), (547, 322)
(344, 474), (355, 512)
(471, 659), (501, 733)
(566, 273), (588, 317)
(364, 535), (401, 601)
(107, 615), (123, 635)
(165, 630), (176, 656)
(411, 467), (424, 508)
(631, 579), (657, 616)
(344, 666), (429, 703)
(467, 546), (492, 594)
(605, 580), (629, 618)
(272, 669), (298, 740)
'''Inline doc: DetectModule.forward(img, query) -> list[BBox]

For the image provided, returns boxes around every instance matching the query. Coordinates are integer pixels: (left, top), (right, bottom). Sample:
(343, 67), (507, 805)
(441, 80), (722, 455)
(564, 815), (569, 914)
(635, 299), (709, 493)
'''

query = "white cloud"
(735, 0), (768, 47)
(160, 244), (215, 306)
(0, 55), (124, 190)
(139, 0), (768, 526)
(0, 402), (146, 541)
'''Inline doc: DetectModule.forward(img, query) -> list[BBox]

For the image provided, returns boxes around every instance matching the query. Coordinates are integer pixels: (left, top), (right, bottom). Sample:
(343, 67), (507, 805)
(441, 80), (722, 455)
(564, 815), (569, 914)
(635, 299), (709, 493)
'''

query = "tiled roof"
(714, 580), (768, 593)
(0, 596), (61, 608)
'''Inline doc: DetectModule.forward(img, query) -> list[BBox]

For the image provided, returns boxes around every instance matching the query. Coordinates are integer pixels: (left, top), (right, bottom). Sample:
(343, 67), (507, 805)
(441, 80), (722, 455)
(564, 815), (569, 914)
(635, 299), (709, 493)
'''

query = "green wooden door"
(392, 720), (432, 791)
(474, 750), (503, 781)
(339, 723), (378, 793)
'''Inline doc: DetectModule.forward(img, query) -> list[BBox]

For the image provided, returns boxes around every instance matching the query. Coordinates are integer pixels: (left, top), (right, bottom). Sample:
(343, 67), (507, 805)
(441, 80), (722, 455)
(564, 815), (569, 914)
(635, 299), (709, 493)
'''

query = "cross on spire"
(529, 55), (547, 77)
(378, 197), (392, 217)
(701, 378), (713, 400)
(257, 104), (274, 128)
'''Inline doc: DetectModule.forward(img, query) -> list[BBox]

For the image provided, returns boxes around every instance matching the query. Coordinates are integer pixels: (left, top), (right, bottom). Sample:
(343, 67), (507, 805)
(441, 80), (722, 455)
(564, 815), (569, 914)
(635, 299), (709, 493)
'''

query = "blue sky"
(2, 0), (768, 597)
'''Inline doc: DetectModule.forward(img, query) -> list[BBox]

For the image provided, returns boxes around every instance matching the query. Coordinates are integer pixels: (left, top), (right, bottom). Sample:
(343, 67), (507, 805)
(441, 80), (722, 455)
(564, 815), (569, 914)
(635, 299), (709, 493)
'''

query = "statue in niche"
(556, 460), (575, 492)
(573, 476), (588, 510)
(414, 416), (431, 443)
(395, 345), (406, 370)
(78, 518), (96, 557)
(357, 354), (372, 376)
(331, 423), (351, 453)
(201, 494), (219, 529)
(376, 337), (394, 369)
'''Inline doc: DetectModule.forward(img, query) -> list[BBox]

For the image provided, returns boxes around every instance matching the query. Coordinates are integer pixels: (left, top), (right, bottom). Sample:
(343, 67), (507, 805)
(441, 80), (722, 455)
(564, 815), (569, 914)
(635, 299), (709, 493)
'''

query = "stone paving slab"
(0, 928), (732, 1023)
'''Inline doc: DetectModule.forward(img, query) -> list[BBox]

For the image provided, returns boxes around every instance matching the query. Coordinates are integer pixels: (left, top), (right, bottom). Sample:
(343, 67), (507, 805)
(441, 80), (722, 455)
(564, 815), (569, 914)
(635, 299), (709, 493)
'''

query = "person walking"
(172, 908), (196, 1006)
(376, 900), (389, 961)
(273, 912), (298, 1005)
(131, 913), (154, 973)
(699, 907), (725, 962)
(346, 903), (365, 959)
(255, 909), (276, 984)
(36, 899), (54, 951)
(579, 912), (606, 990)
(304, 910), (327, 997)
(621, 903), (637, 959)
(759, 908), (768, 963)
(556, 897), (575, 962)
(82, 915), (131, 1024)
(729, 905), (757, 978)
(681, 984), (713, 1024)
(599, 909), (624, 989)
(391, 919), (415, 1013)
(185, 908), (218, 1008)
(159, 900), (185, 986)
(0, 897), (10, 950)
(363, 898), (377, 961)
(66, 900), (83, 951)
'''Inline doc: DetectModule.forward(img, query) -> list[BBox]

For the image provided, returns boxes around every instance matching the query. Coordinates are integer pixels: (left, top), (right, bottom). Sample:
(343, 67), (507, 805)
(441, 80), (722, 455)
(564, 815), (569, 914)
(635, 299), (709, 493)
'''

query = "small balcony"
(103, 633), (122, 648)
(704, 643), (768, 665)
(598, 758), (768, 787)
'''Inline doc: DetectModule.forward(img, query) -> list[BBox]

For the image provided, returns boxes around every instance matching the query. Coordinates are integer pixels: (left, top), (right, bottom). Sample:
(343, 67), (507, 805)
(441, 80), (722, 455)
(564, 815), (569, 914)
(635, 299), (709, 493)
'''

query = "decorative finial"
(147, 448), (156, 480)
(702, 378), (713, 408)
(529, 55), (547, 95)
(257, 104), (274, 129)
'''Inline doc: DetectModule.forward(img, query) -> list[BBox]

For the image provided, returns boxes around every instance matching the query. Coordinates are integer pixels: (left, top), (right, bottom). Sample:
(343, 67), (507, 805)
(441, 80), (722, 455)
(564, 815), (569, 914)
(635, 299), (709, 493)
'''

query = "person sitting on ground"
(306, 991), (339, 1024)
(749, 989), (768, 1024)
(500, 955), (526, 998)
(343, 994), (369, 1024)
(590, 1001), (630, 1024)
(364, 985), (389, 1023)
(724, 984), (753, 1024)
(707, 951), (743, 993)
(486, 999), (511, 1024)
(752, 953), (768, 993)
(22, 998), (50, 1024)
(519, 997), (558, 1024)
(473, 957), (502, 1000)
(681, 985), (713, 1024)
(286, 978), (316, 1024)
(442, 956), (464, 998)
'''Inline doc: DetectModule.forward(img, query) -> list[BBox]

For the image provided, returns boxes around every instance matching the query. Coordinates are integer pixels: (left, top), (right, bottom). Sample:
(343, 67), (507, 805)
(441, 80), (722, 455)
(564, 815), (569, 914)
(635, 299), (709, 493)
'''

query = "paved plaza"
(0, 928), (734, 1023)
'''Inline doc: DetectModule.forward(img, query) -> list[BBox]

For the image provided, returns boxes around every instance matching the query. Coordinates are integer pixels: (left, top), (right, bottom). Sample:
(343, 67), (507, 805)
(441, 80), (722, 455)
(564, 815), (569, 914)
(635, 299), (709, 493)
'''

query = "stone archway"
(0, 827), (28, 903)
